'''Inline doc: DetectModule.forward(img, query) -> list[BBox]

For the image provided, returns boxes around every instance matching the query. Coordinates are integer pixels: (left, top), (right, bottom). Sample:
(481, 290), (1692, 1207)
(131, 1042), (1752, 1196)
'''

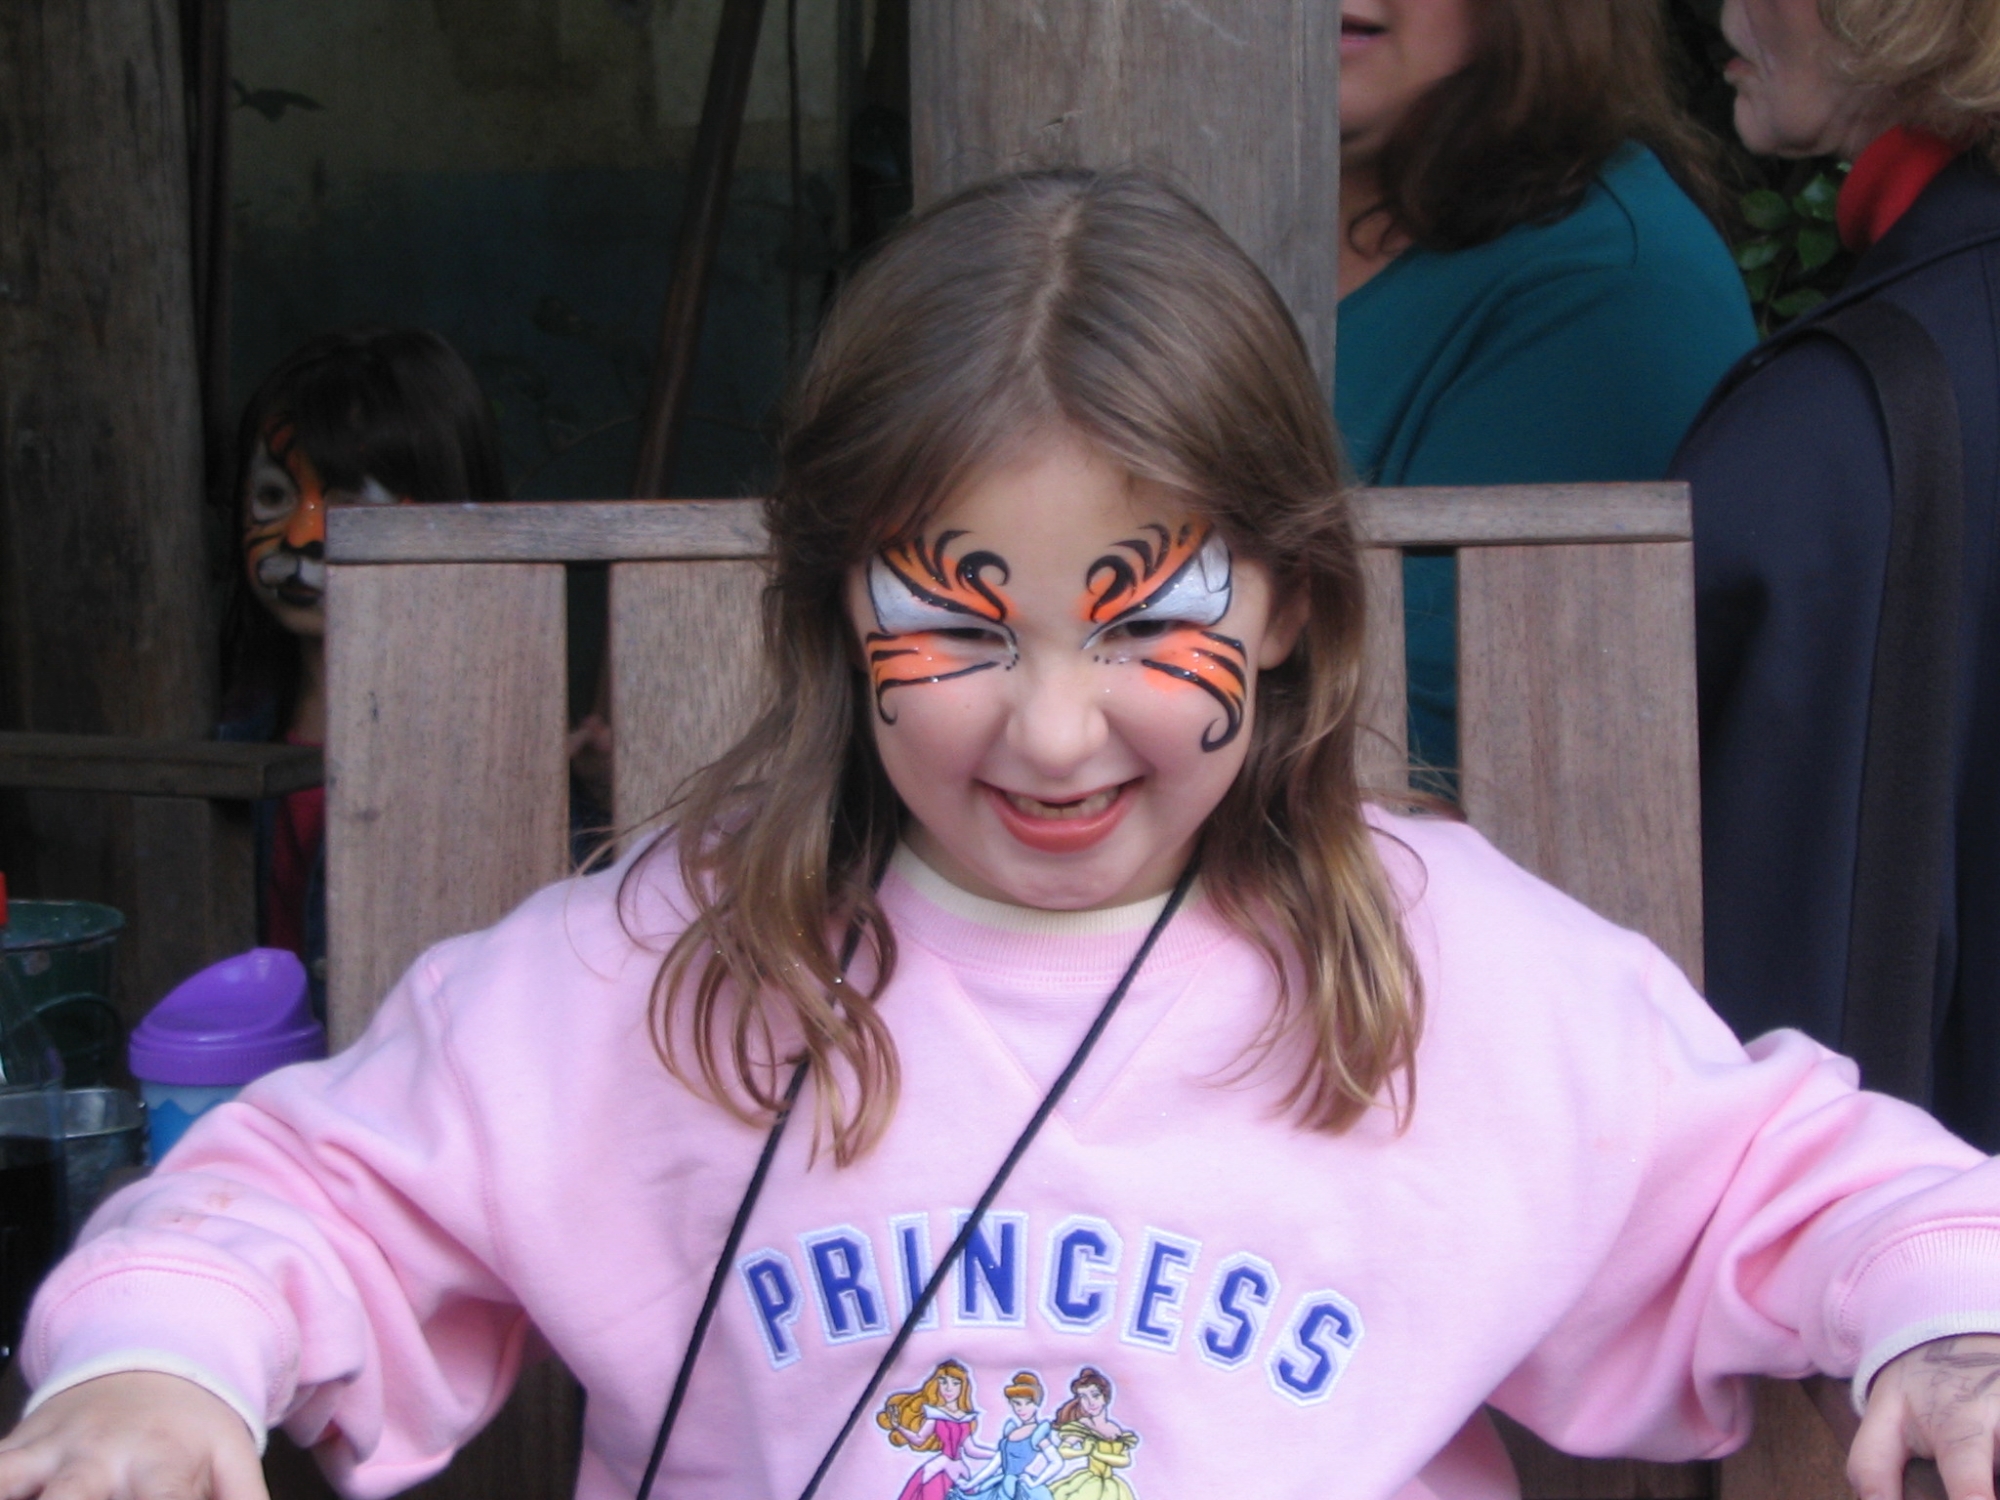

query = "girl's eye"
(1112, 618), (1182, 641)
(934, 626), (1005, 644)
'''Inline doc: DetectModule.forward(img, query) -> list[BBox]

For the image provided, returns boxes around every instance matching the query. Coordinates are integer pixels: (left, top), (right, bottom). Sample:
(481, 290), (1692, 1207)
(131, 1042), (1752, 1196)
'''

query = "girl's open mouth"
(986, 780), (1137, 854)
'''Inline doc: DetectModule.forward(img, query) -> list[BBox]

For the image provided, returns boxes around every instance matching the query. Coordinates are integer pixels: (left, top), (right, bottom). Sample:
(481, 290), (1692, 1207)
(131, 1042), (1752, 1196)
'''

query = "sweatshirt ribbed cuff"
(1841, 1222), (2000, 1410)
(24, 1351), (268, 1454)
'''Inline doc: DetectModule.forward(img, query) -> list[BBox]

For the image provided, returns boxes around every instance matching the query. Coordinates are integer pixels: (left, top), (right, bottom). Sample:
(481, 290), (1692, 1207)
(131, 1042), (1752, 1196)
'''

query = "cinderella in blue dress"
(953, 1415), (1059, 1499)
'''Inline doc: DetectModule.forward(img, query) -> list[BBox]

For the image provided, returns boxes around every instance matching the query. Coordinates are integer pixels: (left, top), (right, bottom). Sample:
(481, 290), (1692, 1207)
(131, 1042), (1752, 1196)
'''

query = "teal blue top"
(1334, 144), (1756, 777)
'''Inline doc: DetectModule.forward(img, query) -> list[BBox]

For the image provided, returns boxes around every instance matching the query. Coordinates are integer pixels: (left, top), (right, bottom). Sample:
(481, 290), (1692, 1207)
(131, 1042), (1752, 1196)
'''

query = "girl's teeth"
(1005, 788), (1117, 820)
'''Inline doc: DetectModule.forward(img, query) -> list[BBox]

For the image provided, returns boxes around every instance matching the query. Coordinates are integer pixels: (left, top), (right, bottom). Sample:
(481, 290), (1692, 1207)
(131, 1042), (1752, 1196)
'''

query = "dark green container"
(1, 901), (125, 1087)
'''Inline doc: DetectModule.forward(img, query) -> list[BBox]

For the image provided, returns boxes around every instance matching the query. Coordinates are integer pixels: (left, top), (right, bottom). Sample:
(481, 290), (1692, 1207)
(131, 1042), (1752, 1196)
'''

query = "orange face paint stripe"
(1141, 629), (1248, 751)
(865, 531), (1017, 725)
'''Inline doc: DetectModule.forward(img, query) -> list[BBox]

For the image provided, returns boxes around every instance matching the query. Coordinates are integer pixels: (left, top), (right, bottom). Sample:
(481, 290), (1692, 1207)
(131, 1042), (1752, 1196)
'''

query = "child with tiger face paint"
(846, 431), (1299, 912)
(223, 329), (506, 980)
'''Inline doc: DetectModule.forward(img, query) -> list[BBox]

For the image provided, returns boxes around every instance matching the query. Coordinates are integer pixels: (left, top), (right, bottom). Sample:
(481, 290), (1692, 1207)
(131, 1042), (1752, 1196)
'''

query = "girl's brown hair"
(1356, 0), (1723, 256)
(634, 168), (1421, 1165)
(1824, 0), (2000, 164)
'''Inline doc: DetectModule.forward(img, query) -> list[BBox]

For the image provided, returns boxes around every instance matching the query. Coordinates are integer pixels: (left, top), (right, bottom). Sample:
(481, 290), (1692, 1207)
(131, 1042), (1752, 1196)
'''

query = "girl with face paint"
(221, 329), (506, 996)
(16, 173), (2000, 1500)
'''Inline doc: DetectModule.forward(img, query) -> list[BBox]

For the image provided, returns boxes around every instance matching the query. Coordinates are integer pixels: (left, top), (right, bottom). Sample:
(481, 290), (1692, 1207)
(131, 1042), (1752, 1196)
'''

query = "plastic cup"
(1, 900), (124, 1087)
(128, 949), (323, 1161)
(60, 1087), (146, 1241)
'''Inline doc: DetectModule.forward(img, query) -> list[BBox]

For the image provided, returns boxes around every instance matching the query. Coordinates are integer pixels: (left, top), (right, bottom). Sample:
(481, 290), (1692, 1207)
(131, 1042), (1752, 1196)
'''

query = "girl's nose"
(1005, 657), (1110, 776)
(283, 482), (326, 552)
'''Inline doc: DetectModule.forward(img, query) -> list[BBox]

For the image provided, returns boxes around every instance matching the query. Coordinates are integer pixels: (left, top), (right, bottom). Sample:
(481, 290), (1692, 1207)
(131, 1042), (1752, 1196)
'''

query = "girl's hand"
(0, 1371), (268, 1499)
(1852, 1335), (2000, 1500)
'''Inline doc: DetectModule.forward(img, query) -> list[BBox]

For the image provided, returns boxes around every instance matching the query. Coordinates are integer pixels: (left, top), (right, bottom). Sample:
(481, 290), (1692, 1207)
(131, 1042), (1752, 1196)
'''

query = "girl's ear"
(1257, 585), (1310, 669)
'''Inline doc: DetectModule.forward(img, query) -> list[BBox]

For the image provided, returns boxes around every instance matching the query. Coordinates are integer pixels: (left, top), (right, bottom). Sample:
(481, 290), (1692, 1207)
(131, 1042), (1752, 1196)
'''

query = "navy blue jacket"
(1674, 154), (2000, 1148)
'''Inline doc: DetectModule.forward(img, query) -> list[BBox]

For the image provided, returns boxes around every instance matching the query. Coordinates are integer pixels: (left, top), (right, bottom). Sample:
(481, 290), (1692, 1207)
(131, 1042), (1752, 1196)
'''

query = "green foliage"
(1732, 165), (1853, 333)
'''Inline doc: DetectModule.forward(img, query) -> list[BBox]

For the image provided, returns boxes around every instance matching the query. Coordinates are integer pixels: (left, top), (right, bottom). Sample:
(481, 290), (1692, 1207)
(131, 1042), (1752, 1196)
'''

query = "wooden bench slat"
(324, 562), (571, 1048)
(327, 485), (1690, 566)
(0, 732), (322, 800)
(1457, 540), (1704, 986)
(609, 559), (767, 842)
(1357, 548), (1409, 794)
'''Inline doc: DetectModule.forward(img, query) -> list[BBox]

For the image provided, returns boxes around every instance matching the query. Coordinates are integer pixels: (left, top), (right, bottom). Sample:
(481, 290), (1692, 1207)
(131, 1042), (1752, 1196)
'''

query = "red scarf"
(1837, 126), (1961, 252)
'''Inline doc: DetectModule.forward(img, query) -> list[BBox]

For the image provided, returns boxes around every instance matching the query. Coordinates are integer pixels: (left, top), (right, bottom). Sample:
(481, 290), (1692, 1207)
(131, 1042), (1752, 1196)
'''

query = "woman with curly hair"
(1677, 0), (2000, 1173)
(1336, 0), (1756, 780)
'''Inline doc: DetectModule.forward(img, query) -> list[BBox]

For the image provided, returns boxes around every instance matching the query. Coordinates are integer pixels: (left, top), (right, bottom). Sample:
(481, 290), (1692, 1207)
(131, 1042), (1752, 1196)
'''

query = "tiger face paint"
(845, 431), (1303, 913)
(242, 422), (404, 638)
(864, 530), (1017, 723)
(1083, 523), (1247, 751)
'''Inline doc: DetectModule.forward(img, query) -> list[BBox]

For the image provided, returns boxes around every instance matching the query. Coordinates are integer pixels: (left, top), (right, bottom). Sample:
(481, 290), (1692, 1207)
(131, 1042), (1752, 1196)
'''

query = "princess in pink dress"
(878, 1358), (990, 1500)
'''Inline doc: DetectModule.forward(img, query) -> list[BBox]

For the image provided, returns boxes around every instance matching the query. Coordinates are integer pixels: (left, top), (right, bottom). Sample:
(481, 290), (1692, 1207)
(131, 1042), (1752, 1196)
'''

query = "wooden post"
(0, 0), (216, 1015)
(909, 0), (1340, 381)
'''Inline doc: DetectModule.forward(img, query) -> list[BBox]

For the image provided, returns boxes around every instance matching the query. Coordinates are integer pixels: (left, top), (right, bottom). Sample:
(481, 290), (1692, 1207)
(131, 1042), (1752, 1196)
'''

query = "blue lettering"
(954, 1210), (1027, 1327)
(1041, 1216), (1121, 1333)
(889, 1213), (939, 1330)
(738, 1250), (804, 1369)
(1268, 1291), (1363, 1406)
(1124, 1230), (1200, 1351)
(802, 1227), (886, 1343)
(1197, 1255), (1279, 1369)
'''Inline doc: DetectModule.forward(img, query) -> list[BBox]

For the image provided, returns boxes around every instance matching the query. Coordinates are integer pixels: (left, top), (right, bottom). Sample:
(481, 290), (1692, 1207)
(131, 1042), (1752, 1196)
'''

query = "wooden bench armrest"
(1804, 1374), (1948, 1500)
(0, 732), (323, 800)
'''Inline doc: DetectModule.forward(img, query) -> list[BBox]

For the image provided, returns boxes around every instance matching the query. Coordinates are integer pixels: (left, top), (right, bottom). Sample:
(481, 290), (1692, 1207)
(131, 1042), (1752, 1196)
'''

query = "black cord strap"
(635, 856), (1197, 1500)
(793, 857), (1198, 1500)
(633, 917), (867, 1500)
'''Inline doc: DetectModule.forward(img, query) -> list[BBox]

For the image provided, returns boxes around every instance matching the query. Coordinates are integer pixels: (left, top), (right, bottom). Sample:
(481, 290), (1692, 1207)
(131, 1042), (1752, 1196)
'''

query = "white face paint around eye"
(866, 537), (1014, 642)
(868, 553), (963, 636)
(1082, 528), (1233, 648)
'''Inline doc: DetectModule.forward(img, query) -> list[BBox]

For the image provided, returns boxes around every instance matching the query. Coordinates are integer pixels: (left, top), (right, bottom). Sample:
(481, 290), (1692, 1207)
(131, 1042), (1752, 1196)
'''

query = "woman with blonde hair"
(1676, 0), (2000, 1175)
(879, 1359), (987, 1500)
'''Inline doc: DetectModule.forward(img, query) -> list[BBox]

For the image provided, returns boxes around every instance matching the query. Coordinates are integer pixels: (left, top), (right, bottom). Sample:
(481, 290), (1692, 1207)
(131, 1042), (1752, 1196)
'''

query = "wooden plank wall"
(909, 0), (1341, 381)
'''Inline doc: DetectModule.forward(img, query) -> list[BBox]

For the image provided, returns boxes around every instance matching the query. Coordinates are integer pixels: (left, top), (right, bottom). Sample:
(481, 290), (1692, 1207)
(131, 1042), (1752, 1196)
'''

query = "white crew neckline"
(890, 844), (1185, 937)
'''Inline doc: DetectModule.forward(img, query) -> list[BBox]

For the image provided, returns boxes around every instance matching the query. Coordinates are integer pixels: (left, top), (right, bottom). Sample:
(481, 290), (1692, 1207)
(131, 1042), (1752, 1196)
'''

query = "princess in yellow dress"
(1047, 1368), (1137, 1500)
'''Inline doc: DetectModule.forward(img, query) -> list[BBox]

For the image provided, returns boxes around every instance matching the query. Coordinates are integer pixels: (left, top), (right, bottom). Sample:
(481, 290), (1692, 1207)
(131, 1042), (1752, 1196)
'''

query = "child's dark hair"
(220, 328), (506, 723)
(637, 168), (1421, 1165)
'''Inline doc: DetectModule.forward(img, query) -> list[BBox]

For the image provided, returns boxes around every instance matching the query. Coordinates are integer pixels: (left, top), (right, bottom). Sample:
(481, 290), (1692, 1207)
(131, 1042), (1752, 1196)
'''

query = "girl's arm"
(12, 928), (543, 1495)
(1491, 934), (2000, 1477)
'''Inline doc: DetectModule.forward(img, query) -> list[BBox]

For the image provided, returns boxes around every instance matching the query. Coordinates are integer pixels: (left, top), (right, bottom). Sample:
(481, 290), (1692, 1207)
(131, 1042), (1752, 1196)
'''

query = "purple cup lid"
(128, 948), (324, 1086)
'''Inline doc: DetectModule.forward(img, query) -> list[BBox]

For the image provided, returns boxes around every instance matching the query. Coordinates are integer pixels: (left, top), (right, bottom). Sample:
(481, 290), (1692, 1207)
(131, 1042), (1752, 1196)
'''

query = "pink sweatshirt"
(23, 812), (2000, 1499)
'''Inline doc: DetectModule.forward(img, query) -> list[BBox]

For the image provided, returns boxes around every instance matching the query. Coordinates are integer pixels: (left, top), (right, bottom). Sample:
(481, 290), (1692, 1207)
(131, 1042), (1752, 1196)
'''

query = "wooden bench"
(291, 488), (1930, 1500)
